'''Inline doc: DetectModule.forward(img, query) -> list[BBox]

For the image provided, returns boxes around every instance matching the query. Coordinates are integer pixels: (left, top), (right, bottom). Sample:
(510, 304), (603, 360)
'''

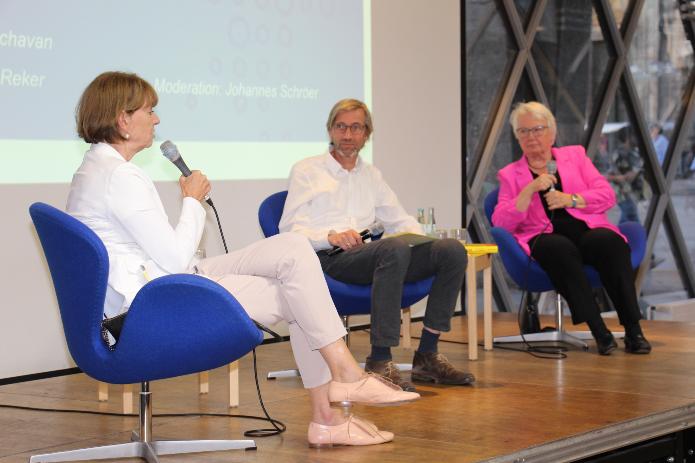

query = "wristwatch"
(570, 194), (578, 208)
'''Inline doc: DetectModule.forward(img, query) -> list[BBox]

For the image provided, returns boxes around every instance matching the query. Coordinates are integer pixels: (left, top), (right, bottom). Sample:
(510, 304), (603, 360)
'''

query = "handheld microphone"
(546, 160), (557, 191)
(160, 140), (213, 206)
(326, 221), (385, 256)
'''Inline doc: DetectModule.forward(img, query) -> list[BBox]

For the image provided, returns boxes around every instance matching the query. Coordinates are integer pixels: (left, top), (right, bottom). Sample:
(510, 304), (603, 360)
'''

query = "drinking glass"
(450, 228), (467, 243)
(435, 229), (448, 239)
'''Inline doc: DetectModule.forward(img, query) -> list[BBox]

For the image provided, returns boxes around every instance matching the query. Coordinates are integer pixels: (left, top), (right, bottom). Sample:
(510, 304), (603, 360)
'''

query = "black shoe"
(596, 333), (618, 356)
(624, 333), (652, 354)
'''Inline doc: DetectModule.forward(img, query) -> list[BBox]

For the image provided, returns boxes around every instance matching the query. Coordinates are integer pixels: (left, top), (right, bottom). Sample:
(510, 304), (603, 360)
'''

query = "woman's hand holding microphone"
(179, 170), (210, 202)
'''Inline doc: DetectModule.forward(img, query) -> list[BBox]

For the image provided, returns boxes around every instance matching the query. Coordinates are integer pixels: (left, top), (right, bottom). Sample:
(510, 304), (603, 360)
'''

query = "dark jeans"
(529, 227), (642, 327)
(318, 237), (467, 348)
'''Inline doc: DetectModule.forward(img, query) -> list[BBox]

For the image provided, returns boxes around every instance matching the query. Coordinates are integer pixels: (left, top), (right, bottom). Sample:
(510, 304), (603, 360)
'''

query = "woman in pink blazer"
(492, 101), (651, 355)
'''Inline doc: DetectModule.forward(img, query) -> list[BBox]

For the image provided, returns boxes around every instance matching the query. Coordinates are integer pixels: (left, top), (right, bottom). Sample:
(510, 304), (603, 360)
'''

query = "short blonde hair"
(76, 71), (158, 143)
(326, 98), (373, 138)
(509, 101), (557, 134)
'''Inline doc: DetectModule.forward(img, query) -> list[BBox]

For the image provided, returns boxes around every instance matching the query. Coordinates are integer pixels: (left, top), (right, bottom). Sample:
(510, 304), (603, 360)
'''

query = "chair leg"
(198, 371), (209, 394)
(228, 361), (239, 408)
(97, 382), (108, 402)
(97, 382), (133, 415)
(123, 384), (133, 415)
(30, 441), (155, 463)
(342, 315), (350, 346)
(152, 439), (256, 456)
(30, 382), (256, 463)
(400, 307), (412, 348)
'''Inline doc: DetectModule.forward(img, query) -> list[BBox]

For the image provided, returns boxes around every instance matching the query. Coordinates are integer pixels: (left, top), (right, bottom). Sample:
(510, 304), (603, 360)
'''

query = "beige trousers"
(196, 232), (347, 388)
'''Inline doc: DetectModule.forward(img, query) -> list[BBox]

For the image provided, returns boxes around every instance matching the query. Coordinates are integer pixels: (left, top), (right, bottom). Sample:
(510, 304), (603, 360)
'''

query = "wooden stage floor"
(1, 313), (694, 462)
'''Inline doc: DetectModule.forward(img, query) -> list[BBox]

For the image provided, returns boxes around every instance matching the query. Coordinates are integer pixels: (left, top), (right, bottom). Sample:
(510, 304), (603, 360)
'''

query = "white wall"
(0, 0), (461, 380)
(372, 0), (461, 229)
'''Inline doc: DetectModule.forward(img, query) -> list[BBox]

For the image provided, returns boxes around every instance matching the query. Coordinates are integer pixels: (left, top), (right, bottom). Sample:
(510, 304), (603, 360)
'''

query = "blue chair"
(29, 203), (263, 463)
(484, 188), (646, 348)
(258, 191), (434, 377)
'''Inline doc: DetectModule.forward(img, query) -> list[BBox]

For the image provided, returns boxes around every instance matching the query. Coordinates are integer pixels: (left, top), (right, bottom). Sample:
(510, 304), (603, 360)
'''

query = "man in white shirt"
(280, 99), (474, 390)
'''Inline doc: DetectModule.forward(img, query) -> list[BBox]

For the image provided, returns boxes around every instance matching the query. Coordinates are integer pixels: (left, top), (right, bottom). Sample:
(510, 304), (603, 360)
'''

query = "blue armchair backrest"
(29, 202), (111, 367)
(484, 188), (499, 223)
(258, 191), (288, 238)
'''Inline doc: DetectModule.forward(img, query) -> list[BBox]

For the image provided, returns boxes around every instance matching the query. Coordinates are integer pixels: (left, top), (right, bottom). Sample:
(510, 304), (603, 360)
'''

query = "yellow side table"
(464, 244), (498, 360)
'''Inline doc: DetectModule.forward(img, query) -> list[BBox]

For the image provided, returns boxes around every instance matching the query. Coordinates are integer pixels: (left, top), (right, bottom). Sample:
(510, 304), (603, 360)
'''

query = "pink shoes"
(328, 373), (420, 407)
(308, 374), (416, 447)
(308, 415), (394, 448)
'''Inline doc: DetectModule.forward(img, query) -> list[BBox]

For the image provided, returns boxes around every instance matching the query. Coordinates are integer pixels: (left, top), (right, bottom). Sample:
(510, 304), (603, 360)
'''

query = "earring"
(125, 133), (130, 140)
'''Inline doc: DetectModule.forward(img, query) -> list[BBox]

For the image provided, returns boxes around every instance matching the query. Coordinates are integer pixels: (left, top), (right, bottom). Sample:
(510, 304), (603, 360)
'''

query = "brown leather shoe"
(411, 351), (475, 385)
(365, 358), (416, 392)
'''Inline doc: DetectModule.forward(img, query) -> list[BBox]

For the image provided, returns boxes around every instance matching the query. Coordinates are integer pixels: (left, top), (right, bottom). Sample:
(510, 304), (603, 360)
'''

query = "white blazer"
(66, 143), (206, 317)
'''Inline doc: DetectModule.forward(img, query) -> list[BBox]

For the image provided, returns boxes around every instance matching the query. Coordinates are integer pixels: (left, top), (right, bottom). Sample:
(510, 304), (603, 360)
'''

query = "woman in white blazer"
(67, 71), (418, 448)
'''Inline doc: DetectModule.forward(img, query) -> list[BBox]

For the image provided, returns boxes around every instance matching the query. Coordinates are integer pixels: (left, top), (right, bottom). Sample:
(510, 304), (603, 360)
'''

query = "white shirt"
(653, 134), (668, 166)
(66, 143), (206, 317)
(279, 152), (422, 250)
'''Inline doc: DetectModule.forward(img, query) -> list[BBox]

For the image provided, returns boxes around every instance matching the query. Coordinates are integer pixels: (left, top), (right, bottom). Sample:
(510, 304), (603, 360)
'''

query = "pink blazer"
(491, 145), (624, 256)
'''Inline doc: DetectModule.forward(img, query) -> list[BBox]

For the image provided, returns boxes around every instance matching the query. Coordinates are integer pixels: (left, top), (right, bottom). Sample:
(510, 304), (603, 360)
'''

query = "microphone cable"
(205, 200), (286, 437)
(208, 201), (228, 254)
(243, 348), (286, 437)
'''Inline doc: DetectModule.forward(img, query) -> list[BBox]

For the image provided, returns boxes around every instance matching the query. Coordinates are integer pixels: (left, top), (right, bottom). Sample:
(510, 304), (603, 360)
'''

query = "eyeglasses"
(333, 122), (366, 135)
(516, 125), (548, 138)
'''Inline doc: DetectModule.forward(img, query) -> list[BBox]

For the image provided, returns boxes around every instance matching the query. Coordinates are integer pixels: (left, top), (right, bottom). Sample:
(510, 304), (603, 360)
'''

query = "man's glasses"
(516, 125), (548, 138)
(333, 122), (366, 134)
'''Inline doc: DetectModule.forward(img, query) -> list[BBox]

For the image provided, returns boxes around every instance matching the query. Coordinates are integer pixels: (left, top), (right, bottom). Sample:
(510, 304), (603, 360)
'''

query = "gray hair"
(509, 101), (557, 134)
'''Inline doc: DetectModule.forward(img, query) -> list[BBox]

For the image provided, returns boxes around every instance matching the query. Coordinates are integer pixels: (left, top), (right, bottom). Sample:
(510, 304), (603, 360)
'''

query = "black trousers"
(529, 227), (642, 327)
(318, 237), (467, 348)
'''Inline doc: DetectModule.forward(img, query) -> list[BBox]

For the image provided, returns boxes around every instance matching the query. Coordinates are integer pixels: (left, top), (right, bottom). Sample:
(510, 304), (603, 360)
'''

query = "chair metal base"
(494, 293), (625, 351)
(30, 439), (257, 463)
(267, 368), (300, 380)
(494, 330), (592, 350)
(30, 382), (256, 463)
(493, 329), (625, 351)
